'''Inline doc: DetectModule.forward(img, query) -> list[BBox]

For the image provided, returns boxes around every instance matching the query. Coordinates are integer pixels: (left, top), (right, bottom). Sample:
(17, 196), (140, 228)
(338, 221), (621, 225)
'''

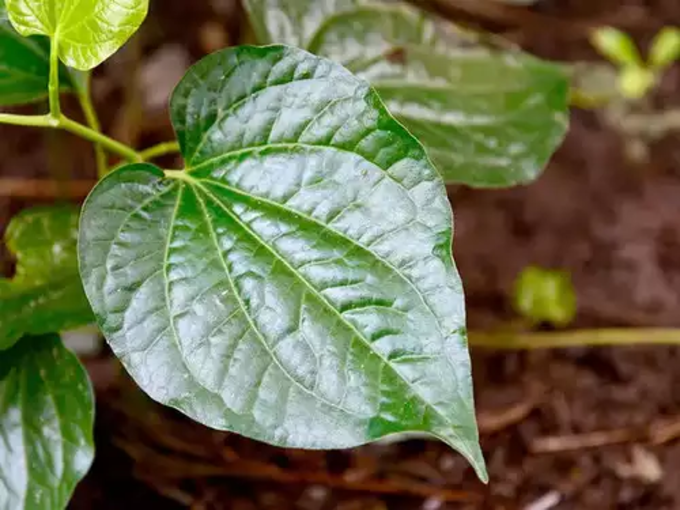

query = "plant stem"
(49, 34), (61, 118)
(469, 328), (680, 349)
(58, 116), (141, 162)
(140, 141), (181, 161)
(77, 74), (108, 177)
(569, 87), (613, 109)
(0, 113), (57, 128)
(0, 33), (140, 169)
(0, 112), (142, 162)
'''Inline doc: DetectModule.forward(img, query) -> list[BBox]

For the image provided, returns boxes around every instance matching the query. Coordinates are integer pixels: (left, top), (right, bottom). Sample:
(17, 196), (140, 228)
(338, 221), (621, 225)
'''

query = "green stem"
(49, 33), (61, 118)
(0, 113), (57, 128)
(569, 87), (612, 109)
(58, 116), (141, 162)
(0, 112), (141, 162)
(140, 141), (181, 161)
(469, 328), (680, 349)
(77, 74), (108, 177)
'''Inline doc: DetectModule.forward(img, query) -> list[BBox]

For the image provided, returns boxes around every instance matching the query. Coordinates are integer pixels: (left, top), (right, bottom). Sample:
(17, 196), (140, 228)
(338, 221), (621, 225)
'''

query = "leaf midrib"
(184, 142), (408, 192)
(31, 350), (66, 485)
(137, 180), (364, 420)
(189, 183), (366, 419)
(185, 178), (468, 447)
(372, 80), (537, 96)
(174, 164), (448, 343)
(18, 356), (29, 510)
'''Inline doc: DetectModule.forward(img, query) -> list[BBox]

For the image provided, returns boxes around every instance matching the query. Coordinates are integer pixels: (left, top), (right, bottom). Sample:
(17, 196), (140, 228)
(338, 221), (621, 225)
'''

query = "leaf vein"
(191, 184), (363, 419)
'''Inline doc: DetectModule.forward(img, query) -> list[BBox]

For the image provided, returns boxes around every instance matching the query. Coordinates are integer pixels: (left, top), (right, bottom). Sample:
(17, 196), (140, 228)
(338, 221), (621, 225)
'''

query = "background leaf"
(0, 0), (83, 106)
(79, 45), (486, 481)
(0, 206), (93, 351)
(0, 334), (95, 510)
(243, 0), (569, 187)
(5, 0), (149, 70)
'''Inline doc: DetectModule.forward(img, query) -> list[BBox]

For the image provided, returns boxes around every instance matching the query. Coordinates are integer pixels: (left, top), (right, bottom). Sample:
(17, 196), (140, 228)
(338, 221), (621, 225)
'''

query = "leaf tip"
(460, 438), (489, 484)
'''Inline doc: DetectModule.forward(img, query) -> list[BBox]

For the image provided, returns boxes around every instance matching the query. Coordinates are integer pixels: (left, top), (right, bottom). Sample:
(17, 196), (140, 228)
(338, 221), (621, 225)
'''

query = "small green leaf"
(590, 26), (642, 67)
(5, 0), (149, 70)
(513, 266), (576, 327)
(243, 0), (570, 187)
(649, 26), (680, 70)
(0, 0), (83, 106)
(79, 45), (486, 481)
(0, 334), (95, 510)
(618, 65), (656, 100)
(0, 205), (93, 351)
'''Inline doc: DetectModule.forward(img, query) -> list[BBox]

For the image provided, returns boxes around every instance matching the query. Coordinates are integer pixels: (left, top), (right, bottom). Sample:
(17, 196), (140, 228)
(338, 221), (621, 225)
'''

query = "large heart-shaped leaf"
(0, 0), (82, 106)
(0, 205), (93, 351)
(79, 45), (486, 480)
(0, 334), (94, 510)
(5, 0), (149, 70)
(243, 0), (570, 187)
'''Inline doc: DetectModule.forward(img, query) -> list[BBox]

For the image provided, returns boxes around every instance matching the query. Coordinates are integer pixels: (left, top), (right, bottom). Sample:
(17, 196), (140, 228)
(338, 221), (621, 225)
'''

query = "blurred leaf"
(0, 334), (94, 510)
(0, 206), (93, 351)
(5, 0), (149, 70)
(243, 0), (569, 187)
(0, 0), (84, 106)
(649, 26), (680, 70)
(569, 61), (619, 108)
(79, 45), (487, 481)
(618, 65), (656, 100)
(513, 266), (576, 327)
(590, 26), (642, 67)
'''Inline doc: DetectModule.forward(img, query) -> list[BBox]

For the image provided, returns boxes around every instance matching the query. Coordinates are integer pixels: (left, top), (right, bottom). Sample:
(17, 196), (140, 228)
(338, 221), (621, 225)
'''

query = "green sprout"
(590, 26), (680, 100)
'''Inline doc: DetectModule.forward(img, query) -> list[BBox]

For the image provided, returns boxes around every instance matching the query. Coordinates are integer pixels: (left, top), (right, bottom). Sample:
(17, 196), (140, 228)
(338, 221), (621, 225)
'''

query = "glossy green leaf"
(0, 206), (93, 351)
(243, 0), (570, 187)
(0, 0), (82, 106)
(5, 0), (149, 70)
(79, 45), (486, 481)
(0, 334), (94, 510)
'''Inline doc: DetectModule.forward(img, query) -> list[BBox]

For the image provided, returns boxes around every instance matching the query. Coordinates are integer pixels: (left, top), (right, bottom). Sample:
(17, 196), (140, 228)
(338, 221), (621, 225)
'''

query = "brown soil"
(2, 1), (680, 509)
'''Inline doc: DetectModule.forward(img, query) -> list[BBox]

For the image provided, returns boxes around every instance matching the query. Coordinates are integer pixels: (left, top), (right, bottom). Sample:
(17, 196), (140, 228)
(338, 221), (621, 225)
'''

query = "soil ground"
(2, 1), (680, 508)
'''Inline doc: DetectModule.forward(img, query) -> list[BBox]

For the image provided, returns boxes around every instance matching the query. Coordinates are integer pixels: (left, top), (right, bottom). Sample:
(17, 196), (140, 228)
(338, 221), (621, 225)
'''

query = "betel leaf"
(79, 45), (487, 480)
(5, 0), (149, 71)
(0, 334), (95, 510)
(243, 0), (570, 187)
(0, 0), (83, 106)
(0, 205), (93, 351)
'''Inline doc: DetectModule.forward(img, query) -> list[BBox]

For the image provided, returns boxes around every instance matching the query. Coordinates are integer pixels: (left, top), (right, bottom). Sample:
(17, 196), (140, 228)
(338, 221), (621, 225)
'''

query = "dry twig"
(478, 389), (542, 435)
(116, 438), (483, 504)
(531, 414), (680, 454)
